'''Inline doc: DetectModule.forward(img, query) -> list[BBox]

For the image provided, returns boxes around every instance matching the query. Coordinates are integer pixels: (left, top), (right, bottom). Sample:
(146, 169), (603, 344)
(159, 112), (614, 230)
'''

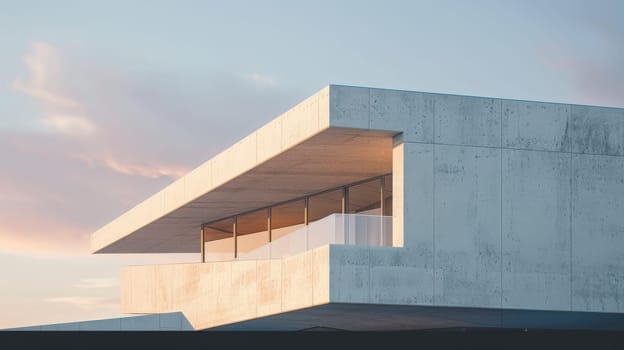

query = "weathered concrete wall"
(116, 243), (624, 330)
(121, 246), (330, 330)
(571, 154), (624, 312)
(329, 85), (624, 313)
(434, 144), (501, 308)
(330, 245), (434, 306)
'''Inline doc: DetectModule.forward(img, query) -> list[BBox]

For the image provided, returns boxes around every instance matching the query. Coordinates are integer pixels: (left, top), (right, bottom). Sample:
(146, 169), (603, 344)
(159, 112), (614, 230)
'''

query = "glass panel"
(348, 178), (381, 215)
(383, 174), (392, 216)
(307, 213), (340, 249)
(269, 224), (307, 258)
(382, 215), (393, 246)
(344, 214), (393, 247)
(239, 243), (270, 260)
(270, 199), (305, 258)
(203, 217), (232, 240)
(271, 199), (305, 240)
(236, 209), (269, 259)
(308, 188), (343, 223)
(237, 209), (268, 235)
(202, 217), (233, 261)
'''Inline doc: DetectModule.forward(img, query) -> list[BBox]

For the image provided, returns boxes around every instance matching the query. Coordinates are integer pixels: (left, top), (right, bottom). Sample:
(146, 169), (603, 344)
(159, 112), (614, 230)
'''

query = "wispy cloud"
(41, 114), (96, 136)
(0, 183), (44, 203)
(12, 42), (80, 109)
(43, 296), (120, 310)
(0, 227), (90, 257)
(12, 42), (95, 137)
(101, 154), (188, 179)
(536, 15), (624, 107)
(72, 278), (118, 289)
(2, 41), (298, 257)
(10, 42), (190, 178)
(248, 73), (278, 87)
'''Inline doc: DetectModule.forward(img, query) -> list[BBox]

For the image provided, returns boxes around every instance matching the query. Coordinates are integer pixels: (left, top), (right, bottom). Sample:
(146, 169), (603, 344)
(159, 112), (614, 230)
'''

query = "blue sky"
(0, 0), (622, 328)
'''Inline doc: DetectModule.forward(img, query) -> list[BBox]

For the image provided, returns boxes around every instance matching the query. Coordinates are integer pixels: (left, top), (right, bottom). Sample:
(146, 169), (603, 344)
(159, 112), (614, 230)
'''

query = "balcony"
(120, 176), (394, 330)
(202, 213), (392, 262)
(200, 174), (393, 262)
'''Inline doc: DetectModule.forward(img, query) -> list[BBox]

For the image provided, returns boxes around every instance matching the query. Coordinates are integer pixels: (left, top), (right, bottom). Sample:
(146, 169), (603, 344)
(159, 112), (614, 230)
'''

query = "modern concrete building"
(13, 85), (624, 331)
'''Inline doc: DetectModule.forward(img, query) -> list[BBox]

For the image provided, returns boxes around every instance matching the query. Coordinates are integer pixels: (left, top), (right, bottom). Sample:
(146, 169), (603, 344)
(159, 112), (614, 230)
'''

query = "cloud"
(101, 154), (188, 179)
(539, 49), (624, 107)
(2, 41), (301, 257)
(248, 73), (278, 87)
(0, 133), (171, 256)
(0, 183), (42, 203)
(41, 114), (96, 136)
(10, 42), (194, 179)
(0, 224), (90, 258)
(12, 42), (95, 137)
(43, 296), (120, 310)
(72, 278), (118, 289)
(536, 14), (624, 107)
(12, 80), (80, 109)
(12, 42), (80, 109)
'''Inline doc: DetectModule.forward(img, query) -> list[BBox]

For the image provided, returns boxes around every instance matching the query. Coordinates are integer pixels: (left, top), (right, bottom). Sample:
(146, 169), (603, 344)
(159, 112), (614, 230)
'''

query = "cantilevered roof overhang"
(92, 85), (400, 253)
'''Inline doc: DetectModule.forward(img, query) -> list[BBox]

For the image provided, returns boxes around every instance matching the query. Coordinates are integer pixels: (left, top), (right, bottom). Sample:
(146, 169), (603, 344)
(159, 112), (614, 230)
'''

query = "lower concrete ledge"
(121, 245), (331, 330)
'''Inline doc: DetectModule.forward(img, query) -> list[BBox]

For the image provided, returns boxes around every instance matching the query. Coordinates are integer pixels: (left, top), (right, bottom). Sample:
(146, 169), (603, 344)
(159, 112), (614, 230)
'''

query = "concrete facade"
(363, 86), (624, 314)
(86, 85), (624, 330)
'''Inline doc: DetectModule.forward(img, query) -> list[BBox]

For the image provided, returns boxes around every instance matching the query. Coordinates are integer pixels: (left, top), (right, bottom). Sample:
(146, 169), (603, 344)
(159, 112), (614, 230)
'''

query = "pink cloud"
(12, 42), (81, 109)
(0, 229), (90, 257)
(0, 134), (172, 256)
(2, 41), (299, 258)
(41, 114), (96, 136)
(72, 278), (118, 289)
(42, 296), (120, 310)
(12, 42), (94, 137)
(101, 154), (188, 179)
(10, 42), (191, 178)
(536, 19), (624, 107)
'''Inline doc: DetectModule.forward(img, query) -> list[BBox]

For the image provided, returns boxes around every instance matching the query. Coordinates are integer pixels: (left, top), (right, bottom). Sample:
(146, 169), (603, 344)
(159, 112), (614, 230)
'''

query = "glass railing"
(234, 213), (392, 261)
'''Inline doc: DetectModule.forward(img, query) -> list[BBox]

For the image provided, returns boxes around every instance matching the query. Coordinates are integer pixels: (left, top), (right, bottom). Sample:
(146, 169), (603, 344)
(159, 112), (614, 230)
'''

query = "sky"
(0, 0), (622, 329)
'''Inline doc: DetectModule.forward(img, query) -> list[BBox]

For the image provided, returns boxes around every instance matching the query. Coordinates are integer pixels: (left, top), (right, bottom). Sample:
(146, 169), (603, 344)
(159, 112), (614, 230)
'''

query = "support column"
(304, 197), (309, 225)
(342, 186), (349, 243)
(380, 176), (386, 216)
(233, 216), (238, 259)
(380, 176), (385, 246)
(304, 197), (309, 249)
(267, 207), (272, 259)
(200, 224), (205, 263)
(267, 207), (272, 242)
